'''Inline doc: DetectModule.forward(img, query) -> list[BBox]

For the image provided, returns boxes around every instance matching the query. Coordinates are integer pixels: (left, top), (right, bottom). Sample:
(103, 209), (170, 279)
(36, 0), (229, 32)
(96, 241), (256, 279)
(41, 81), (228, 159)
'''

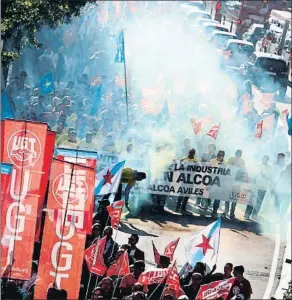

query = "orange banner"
(1, 120), (48, 280)
(35, 159), (95, 299)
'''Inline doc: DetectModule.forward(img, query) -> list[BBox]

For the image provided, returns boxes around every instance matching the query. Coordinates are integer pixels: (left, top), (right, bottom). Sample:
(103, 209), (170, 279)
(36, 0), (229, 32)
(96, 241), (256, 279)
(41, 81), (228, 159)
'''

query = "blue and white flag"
(39, 72), (54, 94)
(115, 30), (125, 63)
(95, 161), (125, 200)
(185, 219), (221, 269)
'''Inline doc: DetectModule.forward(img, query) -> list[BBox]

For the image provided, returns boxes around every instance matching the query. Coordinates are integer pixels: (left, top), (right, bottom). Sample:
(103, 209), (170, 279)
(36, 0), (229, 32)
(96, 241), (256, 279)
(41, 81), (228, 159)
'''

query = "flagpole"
(122, 30), (129, 124)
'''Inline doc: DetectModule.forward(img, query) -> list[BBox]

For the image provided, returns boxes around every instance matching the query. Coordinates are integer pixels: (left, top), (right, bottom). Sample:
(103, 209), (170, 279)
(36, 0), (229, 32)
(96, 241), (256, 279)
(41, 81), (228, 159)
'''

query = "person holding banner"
(182, 272), (203, 299)
(176, 148), (200, 213)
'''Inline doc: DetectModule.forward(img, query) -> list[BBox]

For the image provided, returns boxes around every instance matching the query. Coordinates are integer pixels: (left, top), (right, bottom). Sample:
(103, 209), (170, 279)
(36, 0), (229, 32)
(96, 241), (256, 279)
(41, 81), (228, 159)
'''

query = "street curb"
(273, 217), (291, 299)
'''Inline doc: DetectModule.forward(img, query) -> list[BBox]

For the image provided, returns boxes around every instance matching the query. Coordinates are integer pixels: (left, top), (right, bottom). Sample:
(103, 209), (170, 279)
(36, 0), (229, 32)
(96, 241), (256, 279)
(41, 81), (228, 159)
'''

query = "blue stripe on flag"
(55, 148), (97, 159)
(207, 218), (221, 239)
(95, 161), (125, 195)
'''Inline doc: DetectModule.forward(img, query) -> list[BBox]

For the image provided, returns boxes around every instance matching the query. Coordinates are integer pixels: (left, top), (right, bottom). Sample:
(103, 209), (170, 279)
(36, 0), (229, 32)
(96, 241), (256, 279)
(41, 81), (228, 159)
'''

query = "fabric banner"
(196, 277), (236, 300)
(152, 241), (161, 265)
(138, 268), (170, 285)
(106, 251), (130, 277)
(164, 238), (180, 261)
(107, 200), (124, 229)
(35, 130), (56, 242)
(1, 120), (48, 280)
(84, 237), (107, 276)
(143, 162), (257, 205)
(34, 212), (86, 299)
(48, 158), (96, 234)
(35, 159), (95, 299)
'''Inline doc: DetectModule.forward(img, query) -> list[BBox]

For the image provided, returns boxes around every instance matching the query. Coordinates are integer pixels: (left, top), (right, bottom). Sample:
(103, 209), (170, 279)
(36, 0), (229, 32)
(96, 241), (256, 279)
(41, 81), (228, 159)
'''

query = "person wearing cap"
(176, 149), (200, 213)
(61, 130), (79, 147)
(56, 127), (74, 146)
(93, 199), (111, 235)
(101, 132), (117, 153)
(78, 132), (96, 149)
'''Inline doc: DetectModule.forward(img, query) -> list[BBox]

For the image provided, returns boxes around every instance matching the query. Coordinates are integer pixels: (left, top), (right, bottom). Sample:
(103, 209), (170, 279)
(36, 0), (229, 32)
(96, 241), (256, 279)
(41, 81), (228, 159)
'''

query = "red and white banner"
(106, 251), (130, 277)
(207, 124), (220, 140)
(35, 159), (95, 299)
(35, 130), (56, 242)
(1, 120), (48, 280)
(196, 277), (236, 300)
(107, 200), (124, 229)
(191, 118), (202, 135)
(260, 93), (274, 109)
(255, 121), (263, 139)
(164, 238), (180, 261)
(138, 268), (169, 285)
(84, 236), (107, 276)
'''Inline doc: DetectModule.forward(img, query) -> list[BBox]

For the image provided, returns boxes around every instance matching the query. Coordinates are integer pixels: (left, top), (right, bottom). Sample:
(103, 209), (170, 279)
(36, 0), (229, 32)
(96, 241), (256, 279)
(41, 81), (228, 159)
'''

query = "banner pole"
(54, 164), (74, 286)
(9, 121), (28, 279)
(122, 30), (129, 124)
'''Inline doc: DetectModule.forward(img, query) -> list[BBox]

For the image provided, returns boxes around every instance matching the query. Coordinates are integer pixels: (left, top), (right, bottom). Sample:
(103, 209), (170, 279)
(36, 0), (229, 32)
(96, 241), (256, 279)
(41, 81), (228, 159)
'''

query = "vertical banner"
(55, 147), (97, 233)
(1, 120), (48, 280)
(35, 130), (56, 242)
(35, 159), (95, 299)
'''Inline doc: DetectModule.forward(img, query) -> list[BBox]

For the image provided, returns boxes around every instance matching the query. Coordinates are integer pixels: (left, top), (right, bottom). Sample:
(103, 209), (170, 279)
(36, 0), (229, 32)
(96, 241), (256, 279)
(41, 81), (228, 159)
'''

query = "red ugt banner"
(35, 159), (95, 299)
(107, 200), (124, 229)
(196, 277), (236, 300)
(1, 120), (48, 280)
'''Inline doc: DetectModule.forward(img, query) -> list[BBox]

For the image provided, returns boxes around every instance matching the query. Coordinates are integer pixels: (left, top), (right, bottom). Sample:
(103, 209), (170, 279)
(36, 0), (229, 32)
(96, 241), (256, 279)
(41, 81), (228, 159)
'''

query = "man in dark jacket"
(128, 234), (145, 262)
(103, 226), (119, 267)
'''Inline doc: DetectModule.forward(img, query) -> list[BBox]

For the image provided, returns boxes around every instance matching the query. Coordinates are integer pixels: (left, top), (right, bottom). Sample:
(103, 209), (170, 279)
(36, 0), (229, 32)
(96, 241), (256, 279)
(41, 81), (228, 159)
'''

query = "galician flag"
(95, 161), (125, 200)
(185, 219), (221, 269)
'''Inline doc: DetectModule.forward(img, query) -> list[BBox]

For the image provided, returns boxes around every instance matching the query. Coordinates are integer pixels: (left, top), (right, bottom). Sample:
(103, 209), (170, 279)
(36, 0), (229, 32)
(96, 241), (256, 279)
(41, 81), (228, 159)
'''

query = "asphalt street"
(115, 199), (281, 300)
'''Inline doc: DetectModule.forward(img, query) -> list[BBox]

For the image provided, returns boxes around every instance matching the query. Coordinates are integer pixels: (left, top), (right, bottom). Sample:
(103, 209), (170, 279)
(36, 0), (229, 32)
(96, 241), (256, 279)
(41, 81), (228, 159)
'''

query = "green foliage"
(1, 0), (95, 63)
(283, 281), (292, 300)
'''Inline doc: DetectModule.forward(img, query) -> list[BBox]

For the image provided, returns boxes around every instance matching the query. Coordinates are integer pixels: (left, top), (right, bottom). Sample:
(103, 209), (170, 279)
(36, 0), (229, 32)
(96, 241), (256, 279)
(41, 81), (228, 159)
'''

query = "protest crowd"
(1, 2), (291, 300)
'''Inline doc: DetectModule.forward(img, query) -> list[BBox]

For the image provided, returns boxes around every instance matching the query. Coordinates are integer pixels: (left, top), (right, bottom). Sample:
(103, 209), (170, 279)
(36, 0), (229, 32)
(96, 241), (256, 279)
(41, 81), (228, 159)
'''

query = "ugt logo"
(7, 130), (41, 168)
(52, 165), (88, 210)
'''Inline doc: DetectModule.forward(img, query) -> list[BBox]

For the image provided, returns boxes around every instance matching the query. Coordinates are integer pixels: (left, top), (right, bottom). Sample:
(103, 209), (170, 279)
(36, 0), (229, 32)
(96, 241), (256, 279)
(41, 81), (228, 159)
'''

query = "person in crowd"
(179, 138), (192, 157)
(78, 131), (96, 149)
(162, 294), (175, 300)
(93, 199), (111, 234)
(205, 263), (233, 282)
(182, 273), (203, 299)
(91, 287), (105, 300)
(210, 150), (226, 218)
(176, 148), (200, 213)
(86, 222), (102, 249)
(128, 234), (145, 262)
(272, 163), (291, 219)
(233, 265), (253, 300)
(61, 129), (79, 147)
(208, 144), (217, 159)
(225, 150), (246, 219)
(244, 155), (272, 219)
(99, 277), (114, 300)
(120, 260), (146, 297)
(103, 226), (119, 267)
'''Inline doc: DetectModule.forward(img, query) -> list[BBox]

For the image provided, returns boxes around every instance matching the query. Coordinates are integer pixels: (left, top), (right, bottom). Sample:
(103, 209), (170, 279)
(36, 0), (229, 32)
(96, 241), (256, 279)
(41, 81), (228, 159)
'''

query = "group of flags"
(191, 117), (221, 140)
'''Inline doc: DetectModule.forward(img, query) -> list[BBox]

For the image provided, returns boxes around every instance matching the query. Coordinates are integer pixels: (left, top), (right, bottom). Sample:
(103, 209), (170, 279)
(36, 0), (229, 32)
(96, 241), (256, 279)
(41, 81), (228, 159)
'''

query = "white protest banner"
(142, 162), (257, 205)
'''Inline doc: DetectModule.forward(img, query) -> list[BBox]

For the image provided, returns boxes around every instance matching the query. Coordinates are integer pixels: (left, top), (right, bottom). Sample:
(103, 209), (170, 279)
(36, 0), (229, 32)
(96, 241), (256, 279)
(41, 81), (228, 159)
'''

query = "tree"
(1, 0), (95, 66)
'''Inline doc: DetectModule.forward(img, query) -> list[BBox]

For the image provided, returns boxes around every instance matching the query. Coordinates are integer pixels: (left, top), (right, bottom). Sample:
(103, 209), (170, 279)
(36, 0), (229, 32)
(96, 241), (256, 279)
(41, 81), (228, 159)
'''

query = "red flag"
(191, 118), (202, 135)
(138, 268), (169, 285)
(196, 277), (236, 300)
(262, 114), (275, 131)
(106, 251), (130, 277)
(163, 238), (180, 261)
(107, 200), (124, 229)
(84, 236), (107, 276)
(207, 124), (220, 140)
(166, 262), (181, 292)
(255, 121), (263, 139)
(152, 241), (161, 265)
(260, 93), (274, 109)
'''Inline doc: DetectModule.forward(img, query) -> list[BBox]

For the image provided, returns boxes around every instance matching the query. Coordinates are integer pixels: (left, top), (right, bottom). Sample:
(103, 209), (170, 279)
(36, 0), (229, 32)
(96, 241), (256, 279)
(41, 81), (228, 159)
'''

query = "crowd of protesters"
(1, 2), (291, 300)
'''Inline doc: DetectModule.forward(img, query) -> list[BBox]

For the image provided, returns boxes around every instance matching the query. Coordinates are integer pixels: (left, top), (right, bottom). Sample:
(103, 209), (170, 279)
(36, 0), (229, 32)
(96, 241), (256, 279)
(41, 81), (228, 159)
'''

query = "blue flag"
(115, 30), (125, 63)
(39, 72), (54, 94)
(1, 91), (15, 120)
(156, 101), (169, 123)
